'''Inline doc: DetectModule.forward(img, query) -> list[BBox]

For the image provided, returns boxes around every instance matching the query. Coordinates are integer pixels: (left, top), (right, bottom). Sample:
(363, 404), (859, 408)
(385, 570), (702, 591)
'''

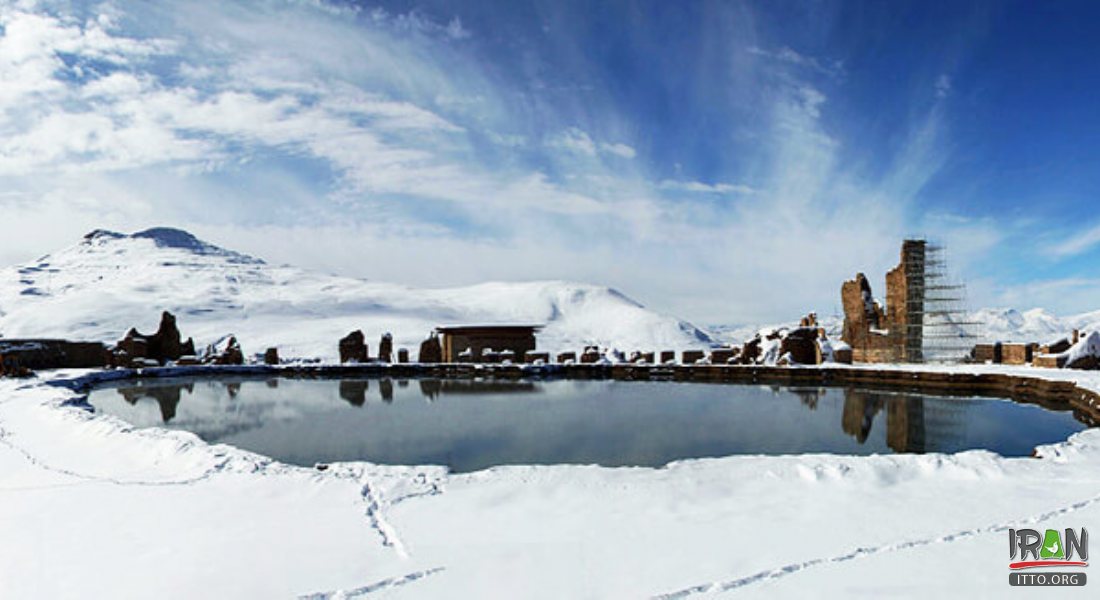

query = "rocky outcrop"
(339, 330), (368, 363)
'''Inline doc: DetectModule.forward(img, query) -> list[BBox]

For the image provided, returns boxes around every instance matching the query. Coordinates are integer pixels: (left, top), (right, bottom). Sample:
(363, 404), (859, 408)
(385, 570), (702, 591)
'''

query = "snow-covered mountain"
(708, 315), (844, 346)
(971, 307), (1100, 344)
(0, 228), (713, 360)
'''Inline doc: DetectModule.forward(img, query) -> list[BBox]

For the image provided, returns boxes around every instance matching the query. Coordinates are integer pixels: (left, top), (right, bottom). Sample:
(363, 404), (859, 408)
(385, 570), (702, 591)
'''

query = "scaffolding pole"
(902, 239), (981, 363)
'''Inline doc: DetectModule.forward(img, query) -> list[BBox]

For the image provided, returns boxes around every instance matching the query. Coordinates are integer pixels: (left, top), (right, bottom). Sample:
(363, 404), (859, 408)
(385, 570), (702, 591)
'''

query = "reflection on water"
(90, 377), (1090, 472)
(118, 383), (192, 422)
(839, 390), (929, 453)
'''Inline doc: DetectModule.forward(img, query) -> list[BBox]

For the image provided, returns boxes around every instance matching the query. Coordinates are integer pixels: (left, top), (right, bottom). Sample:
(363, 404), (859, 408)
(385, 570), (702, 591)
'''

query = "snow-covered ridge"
(714, 307), (1100, 347)
(970, 307), (1100, 344)
(0, 228), (712, 359)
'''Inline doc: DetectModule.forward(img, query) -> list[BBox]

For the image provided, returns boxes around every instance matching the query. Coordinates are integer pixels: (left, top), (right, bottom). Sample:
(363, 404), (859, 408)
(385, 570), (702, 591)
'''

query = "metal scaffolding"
(901, 239), (981, 363)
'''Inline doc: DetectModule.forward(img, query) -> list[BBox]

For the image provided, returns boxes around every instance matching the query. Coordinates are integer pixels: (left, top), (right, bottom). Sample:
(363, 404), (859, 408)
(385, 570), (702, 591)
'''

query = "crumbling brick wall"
(841, 273), (901, 362)
(841, 240), (926, 363)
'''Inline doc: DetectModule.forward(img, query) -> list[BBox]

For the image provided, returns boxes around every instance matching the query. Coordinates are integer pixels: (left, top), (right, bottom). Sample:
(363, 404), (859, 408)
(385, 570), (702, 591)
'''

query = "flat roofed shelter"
(436, 325), (542, 363)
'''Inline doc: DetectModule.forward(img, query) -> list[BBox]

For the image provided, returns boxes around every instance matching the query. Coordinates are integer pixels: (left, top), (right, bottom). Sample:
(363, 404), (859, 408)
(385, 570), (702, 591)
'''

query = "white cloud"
(747, 45), (844, 79)
(0, 2), (613, 220)
(935, 74), (952, 99)
(659, 180), (756, 195)
(1048, 221), (1100, 258)
(600, 142), (636, 159)
(548, 127), (598, 156)
(548, 127), (636, 160)
(980, 277), (1100, 317)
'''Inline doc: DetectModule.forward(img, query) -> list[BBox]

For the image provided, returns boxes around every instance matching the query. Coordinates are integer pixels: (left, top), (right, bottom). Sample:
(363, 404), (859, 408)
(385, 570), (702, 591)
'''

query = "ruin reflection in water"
(89, 378), (1090, 472)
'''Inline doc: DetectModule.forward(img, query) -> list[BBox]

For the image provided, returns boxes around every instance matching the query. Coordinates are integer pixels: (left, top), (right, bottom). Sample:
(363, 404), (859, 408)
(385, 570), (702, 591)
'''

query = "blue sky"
(2, 0), (1100, 324)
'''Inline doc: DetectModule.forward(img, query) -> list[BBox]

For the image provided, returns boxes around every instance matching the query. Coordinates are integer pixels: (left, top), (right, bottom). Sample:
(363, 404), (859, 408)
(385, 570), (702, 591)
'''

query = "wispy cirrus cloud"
(747, 45), (845, 79)
(0, 0), (974, 324)
(658, 180), (756, 195)
(1047, 222), (1100, 258)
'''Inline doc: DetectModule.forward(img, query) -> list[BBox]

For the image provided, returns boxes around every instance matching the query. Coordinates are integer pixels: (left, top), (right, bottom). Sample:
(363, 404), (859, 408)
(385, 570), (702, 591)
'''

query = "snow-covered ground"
(1, 364), (1099, 598)
(0, 228), (712, 360)
(2, 229), (1099, 598)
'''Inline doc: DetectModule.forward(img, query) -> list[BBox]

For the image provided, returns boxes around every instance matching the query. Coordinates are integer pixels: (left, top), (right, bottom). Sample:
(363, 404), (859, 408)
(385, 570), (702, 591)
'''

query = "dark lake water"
(86, 377), (1091, 472)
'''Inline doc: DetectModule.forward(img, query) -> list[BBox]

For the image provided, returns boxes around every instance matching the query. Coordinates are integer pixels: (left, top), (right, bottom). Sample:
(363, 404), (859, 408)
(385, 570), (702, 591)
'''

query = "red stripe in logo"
(1009, 561), (1088, 570)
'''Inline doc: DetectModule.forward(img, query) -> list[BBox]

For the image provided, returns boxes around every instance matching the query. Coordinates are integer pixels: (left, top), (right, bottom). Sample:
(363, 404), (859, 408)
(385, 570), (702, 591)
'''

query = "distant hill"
(0, 228), (713, 360)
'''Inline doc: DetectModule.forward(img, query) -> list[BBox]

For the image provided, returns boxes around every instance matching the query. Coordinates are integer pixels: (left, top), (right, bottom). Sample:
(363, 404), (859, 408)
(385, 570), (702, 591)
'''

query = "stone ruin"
(970, 329), (1100, 370)
(524, 351), (550, 364)
(204, 336), (244, 365)
(778, 327), (820, 365)
(378, 333), (393, 363)
(580, 346), (601, 364)
(0, 339), (108, 373)
(111, 311), (196, 367)
(338, 330), (368, 363)
(541, 333), (845, 368)
(110, 312), (244, 367)
(0, 353), (32, 378)
(263, 347), (279, 365)
(841, 240), (927, 363)
(337, 331), (443, 364)
(681, 350), (706, 364)
(417, 333), (442, 363)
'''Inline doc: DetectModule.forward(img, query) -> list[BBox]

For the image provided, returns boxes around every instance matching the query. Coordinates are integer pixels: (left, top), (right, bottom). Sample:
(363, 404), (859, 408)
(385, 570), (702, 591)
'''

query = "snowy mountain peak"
(82, 229), (127, 242)
(79, 227), (265, 265)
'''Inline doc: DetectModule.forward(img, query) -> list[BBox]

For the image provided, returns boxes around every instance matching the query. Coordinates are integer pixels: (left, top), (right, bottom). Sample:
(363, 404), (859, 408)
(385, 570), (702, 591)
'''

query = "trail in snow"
(298, 567), (445, 599)
(654, 490), (1100, 598)
(360, 479), (409, 558)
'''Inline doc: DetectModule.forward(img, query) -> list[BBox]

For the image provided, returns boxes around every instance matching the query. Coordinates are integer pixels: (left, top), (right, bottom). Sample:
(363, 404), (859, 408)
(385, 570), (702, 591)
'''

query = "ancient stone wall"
(840, 273), (900, 363)
(439, 330), (536, 363)
(1, 339), (109, 370)
(840, 241), (927, 363)
(1001, 343), (1035, 365)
